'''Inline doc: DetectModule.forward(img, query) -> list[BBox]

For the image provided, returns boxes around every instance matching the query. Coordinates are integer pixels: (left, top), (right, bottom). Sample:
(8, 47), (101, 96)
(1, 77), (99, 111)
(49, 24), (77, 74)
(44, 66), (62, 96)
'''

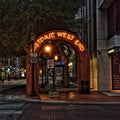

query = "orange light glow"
(44, 45), (51, 53)
(45, 46), (50, 51)
(74, 40), (85, 51)
(33, 30), (85, 52)
(54, 55), (58, 61)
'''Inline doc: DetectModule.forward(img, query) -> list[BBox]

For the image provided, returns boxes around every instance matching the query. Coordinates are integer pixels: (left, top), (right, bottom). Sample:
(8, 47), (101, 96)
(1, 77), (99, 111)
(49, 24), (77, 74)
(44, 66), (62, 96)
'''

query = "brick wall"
(26, 30), (90, 99)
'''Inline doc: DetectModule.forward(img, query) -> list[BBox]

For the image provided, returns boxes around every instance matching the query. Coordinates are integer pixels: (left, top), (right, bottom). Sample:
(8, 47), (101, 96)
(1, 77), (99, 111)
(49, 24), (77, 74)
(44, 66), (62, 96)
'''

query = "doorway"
(38, 41), (78, 91)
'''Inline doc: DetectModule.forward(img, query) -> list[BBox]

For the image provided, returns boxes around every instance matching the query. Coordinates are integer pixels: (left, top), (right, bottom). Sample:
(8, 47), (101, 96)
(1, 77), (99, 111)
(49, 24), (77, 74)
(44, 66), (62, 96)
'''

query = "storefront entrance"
(26, 30), (90, 99)
(112, 53), (120, 90)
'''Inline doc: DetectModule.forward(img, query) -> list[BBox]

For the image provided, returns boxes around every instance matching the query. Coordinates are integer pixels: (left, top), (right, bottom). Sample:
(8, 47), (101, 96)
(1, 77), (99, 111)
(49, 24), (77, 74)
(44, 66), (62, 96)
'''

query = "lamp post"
(48, 54), (59, 97)
(43, 42), (56, 90)
(52, 55), (58, 91)
(30, 33), (36, 96)
(41, 54), (45, 88)
(41, 43), (52, 88)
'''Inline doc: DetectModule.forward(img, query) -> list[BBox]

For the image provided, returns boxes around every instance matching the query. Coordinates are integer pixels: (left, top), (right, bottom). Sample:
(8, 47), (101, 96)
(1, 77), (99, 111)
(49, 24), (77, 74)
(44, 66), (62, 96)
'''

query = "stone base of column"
(48, 90), (59, 98)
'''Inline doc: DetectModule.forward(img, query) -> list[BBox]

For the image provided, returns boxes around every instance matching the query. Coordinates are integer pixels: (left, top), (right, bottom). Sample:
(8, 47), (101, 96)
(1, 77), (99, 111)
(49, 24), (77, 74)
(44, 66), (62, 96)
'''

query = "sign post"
(47, 59), (54, 69)
(30, 53), (38, 63)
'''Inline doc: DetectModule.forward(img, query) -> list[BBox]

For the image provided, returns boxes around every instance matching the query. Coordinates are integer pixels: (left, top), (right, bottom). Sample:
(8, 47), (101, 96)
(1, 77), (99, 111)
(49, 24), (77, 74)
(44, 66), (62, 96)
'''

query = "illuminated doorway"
(38, 41), (78, 91)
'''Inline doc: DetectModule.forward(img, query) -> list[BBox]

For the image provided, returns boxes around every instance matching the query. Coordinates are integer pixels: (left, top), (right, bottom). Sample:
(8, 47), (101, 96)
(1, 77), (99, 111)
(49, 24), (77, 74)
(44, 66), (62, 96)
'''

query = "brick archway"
(26, 30), (90, 99)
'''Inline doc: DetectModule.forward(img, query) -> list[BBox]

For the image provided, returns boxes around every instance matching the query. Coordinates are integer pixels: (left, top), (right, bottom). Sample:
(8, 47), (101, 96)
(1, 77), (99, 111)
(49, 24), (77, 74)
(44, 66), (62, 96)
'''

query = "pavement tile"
(39, 91), (120, 103)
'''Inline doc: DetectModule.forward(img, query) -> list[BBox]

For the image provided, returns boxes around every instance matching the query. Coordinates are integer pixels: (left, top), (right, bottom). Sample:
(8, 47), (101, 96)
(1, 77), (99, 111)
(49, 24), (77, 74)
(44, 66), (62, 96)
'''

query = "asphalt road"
(0, 80), (120, 120)
(0, 79), (26, 96)
(0, 80), (28, 120)
(0, 100), (28, 120)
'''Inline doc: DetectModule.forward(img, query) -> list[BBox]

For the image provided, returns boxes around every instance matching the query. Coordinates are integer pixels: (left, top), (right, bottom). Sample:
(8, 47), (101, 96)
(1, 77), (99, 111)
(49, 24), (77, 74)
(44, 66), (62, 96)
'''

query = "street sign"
(47, 59), (54, 68)
(30, 53), (37, 57)
(30, 53), (38, 63)
(30, 57), (38, 63)
(54, 61), (65, 66)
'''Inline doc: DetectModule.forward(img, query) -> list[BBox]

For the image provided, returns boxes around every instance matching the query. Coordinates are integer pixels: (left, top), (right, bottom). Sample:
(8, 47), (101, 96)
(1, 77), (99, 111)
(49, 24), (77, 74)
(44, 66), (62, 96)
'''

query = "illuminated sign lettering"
(32, 31), (85, 52)
(74, 40), (85, 51)
(56, 32), (75, 41)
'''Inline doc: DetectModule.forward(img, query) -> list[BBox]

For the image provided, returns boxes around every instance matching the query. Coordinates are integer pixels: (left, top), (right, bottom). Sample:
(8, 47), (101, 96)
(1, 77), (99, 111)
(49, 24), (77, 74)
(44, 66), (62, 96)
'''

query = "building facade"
(87, 0), (120, 92)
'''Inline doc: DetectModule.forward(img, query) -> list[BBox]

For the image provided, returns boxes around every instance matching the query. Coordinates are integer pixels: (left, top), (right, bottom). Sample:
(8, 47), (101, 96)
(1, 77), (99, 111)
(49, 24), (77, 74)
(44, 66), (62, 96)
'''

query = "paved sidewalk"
(18, 102), (120, 120)
(1, 79), (120, 120)
(10, 91), (120, 104)
(17, 92), (120, 120)
(0, 79), (120, 103)
(39, 91), (120, 103)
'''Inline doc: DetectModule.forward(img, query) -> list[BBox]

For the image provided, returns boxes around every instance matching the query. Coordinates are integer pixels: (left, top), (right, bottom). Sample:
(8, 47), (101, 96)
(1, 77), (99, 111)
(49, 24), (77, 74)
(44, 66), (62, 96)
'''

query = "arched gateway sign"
(26, 30), (90, 99)
(33, 30), (85, 52)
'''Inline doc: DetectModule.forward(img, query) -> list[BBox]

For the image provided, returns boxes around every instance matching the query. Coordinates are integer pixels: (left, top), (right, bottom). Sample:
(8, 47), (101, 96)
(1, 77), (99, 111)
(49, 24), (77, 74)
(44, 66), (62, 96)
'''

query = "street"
(18, 103), (120, 120)
(0, 100), (28, 120)
(0, 80), (28, 120)
(0, 99), (120, 120)
(0, 80), (120, 120)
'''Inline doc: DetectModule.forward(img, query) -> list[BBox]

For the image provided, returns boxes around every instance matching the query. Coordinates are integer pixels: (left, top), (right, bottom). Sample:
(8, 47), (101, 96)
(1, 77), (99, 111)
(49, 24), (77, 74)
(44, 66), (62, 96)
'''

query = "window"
(108, 0), (120, 38)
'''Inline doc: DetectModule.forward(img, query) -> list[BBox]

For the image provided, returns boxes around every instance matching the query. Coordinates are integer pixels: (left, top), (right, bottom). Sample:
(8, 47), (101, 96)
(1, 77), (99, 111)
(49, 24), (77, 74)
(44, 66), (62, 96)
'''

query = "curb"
(4, 95), (120, 105)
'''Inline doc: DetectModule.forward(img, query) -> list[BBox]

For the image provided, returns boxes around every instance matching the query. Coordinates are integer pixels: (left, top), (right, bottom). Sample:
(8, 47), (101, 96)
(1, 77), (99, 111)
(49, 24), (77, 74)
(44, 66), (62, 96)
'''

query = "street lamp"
(54, 55), (58, 61)
(41, 43), (52, 88)
(44, 43), (52, 56)
(41, 54), (45, 88)
(45, 45), (51, 52)
(30, 33), (37, 96)
(52, 55), (59, 91)
(48, 54), (59, 97)
(43, 41), (57, 90)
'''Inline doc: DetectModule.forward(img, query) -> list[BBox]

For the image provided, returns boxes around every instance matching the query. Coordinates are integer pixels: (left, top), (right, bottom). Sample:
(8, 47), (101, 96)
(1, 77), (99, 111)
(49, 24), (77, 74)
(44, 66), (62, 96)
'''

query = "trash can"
(81, 80), (89, 94)
(0, 70), (2, 81)
(0, 70), (6, 82)
(1, 71), (6, 80)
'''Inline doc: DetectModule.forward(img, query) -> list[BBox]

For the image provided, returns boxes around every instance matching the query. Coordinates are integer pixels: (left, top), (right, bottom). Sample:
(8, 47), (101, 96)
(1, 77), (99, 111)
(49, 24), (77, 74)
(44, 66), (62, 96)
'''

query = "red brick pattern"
(26, 30), (90, 99)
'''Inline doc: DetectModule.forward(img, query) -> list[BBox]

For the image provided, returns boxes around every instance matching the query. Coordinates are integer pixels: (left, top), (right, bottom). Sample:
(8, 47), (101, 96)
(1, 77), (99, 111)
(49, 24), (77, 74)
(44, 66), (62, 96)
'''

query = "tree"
(0, 0), (86, 57)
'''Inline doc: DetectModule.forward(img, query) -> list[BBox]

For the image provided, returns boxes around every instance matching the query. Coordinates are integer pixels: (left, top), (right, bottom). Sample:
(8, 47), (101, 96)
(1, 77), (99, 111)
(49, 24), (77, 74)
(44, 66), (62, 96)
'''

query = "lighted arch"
(26, 30), (90, 99)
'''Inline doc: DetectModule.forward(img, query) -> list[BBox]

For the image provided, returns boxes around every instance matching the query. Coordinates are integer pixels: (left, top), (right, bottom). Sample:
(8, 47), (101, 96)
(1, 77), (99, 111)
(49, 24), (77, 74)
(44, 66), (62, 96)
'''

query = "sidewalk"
(11, 91), (120, 104)
(18, 102), (120, 120)
(1, 80), (120, 120)
(39, 91), (120, 104)
(18, 92), (120, 120)
(0, 79), (120, 104)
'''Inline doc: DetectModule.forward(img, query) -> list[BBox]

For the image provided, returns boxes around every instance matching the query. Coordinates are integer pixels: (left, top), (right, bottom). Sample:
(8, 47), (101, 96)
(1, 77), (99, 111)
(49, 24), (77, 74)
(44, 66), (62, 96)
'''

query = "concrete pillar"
(96, 0), (111, 91)
(97, 51), (111, 91)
